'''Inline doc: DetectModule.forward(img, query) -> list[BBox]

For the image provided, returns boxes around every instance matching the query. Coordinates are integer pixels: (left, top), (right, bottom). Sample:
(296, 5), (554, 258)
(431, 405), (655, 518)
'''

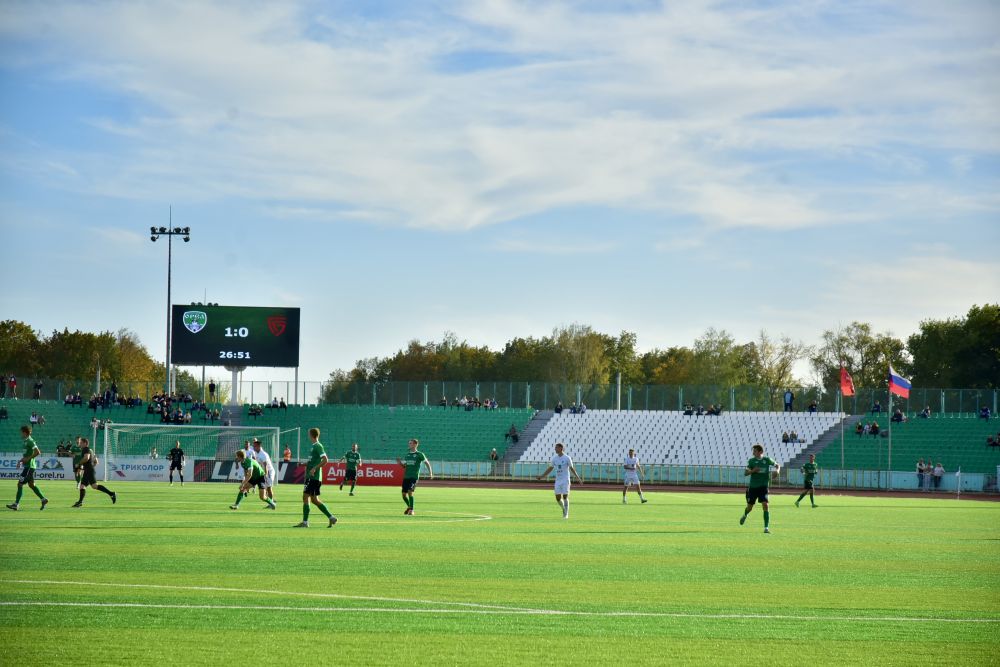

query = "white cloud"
(0, 0), (997, 235)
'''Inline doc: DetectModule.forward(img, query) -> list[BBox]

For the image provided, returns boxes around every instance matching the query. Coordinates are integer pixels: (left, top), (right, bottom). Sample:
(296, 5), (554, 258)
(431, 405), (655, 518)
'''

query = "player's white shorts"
(623, 471), (640, 486)
(554, 480), (570, 495)
(262, 468), (276, 489)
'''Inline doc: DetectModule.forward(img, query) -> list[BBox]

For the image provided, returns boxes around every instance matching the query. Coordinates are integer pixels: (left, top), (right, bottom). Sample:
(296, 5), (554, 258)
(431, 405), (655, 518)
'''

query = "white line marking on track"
(1, 580), (997, 624)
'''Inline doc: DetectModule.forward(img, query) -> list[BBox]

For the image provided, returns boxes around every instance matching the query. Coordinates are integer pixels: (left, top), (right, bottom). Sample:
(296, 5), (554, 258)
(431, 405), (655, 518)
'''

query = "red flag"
(840, 367), (855, 396)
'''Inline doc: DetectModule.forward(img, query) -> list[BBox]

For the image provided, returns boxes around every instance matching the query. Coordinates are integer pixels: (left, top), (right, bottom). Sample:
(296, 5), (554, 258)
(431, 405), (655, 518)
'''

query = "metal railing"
(4, 378), (997, 416)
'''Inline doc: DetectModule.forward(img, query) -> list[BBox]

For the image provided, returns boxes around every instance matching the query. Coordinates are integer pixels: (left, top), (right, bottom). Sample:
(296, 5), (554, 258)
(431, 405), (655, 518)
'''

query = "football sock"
(169, 472), (174, 483)
(78, 488), (86, 502)
(797, 492), (807, 503)
(96, 485), (113, 497)
(350, 482), (356, 493)
(303, 503), (310, 521)
(233, 490), (244, 507)
(316, 502), (332, 519)
(810, 492), (815, 504)
(179, 474), (183, 483)
(15, 486), (24, 504)
(409, 496), (415, 511)
(763, 511), (770, 528)
(562, 499), (569, 513)
(31, 485), (44, 499)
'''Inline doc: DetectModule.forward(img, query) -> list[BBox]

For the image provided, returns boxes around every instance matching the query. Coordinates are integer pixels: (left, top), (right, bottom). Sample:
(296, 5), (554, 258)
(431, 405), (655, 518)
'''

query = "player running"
(231, 450), (275, 510)
(251, 438), (276, 506)
(795, 454), (819, 508)
(71, 436), (84, 486)
(72, 437), (117, 507)
(339, 443), (362, 495)
(397, 438), (433, 515)
(295, 428), (336, 528)
(6, 425), (49, 511)
(168, 440), (186, 486)
(622, 448), (648, 504)
(536, 442), (583, 519)
(740, 443), (779, 533)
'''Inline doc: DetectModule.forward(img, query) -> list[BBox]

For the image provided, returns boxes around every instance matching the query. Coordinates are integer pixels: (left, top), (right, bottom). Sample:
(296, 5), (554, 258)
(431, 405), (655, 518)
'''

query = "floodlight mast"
(149, 207), (192, 395)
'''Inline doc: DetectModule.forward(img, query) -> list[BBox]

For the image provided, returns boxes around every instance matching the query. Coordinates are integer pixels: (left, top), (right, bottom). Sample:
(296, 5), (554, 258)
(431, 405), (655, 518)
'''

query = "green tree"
(0, 320), (42, 376)
(745, 330), (812, 409)
(811, 322), (908, 389)
(691, 328), (747, 387)
(604, 330), (641, 385)
(638, 347), (696, 385)
(908, 304), (1000, 388)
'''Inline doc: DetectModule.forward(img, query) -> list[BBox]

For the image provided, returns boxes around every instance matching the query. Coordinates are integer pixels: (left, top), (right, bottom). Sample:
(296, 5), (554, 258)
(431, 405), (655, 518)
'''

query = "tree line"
(1, 304), (997, 397)
(323, 304), (999, 393)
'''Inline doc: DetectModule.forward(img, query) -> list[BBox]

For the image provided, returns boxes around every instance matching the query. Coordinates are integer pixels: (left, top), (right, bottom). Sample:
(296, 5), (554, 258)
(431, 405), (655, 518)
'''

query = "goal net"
(102, 423), (281, 484)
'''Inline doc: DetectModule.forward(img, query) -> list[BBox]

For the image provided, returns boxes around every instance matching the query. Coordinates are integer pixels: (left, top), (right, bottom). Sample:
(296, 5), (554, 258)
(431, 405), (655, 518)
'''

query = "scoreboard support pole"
(295, 367), (299, 405)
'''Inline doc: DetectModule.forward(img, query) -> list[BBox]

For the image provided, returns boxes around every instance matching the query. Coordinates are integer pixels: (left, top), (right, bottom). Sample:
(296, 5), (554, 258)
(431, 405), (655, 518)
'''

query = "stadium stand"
(518, 410), (842, 466)
(815, 416), (1000, 474)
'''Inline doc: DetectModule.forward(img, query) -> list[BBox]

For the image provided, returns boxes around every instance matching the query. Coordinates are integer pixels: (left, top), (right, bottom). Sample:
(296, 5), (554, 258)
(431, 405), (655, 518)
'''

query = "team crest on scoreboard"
(183, 311), (208, 333)
(267, 315), (286, 336)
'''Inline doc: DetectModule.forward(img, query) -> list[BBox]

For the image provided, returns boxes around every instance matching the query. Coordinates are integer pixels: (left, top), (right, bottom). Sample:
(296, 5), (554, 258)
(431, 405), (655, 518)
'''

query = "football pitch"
(1, 481), (998, 666)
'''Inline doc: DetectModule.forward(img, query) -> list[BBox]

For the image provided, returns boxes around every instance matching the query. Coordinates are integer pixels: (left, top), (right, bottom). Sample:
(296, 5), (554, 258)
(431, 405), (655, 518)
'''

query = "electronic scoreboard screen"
(170, 305), (300, 367)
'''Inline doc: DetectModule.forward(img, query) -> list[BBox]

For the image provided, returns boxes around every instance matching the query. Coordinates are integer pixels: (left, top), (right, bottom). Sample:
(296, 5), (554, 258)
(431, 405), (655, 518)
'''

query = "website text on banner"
(0, 455), (77, 481)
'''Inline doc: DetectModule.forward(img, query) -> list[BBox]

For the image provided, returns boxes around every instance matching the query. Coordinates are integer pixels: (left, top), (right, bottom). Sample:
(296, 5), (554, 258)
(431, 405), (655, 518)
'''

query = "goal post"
(102, 423), (281, 483)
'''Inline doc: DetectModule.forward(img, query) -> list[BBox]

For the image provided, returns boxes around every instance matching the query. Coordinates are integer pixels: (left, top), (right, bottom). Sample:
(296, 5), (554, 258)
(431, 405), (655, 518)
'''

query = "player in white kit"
(252, 438), (277, 508)
(622, 448), (648, 504)
(535, 442), (583, 519)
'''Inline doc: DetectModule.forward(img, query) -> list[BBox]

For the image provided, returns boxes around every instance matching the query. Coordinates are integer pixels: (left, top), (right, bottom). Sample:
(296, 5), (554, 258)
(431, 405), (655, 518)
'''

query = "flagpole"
(887, 382), (893, 491)
(840, 388), (845, 480)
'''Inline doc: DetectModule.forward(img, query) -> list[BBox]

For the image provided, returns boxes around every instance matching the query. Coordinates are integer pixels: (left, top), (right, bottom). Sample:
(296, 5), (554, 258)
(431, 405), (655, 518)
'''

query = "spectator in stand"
(781, 431), (790, 444)
(891, 409), (906, 423)
(110, 381), (118, 404)
(208, 382), (216, 402)
(489, 448), (500, 476)
(916, 459), (926, 489)
(783, 389), (794, 412)
(986, 435), (995, 447)
(919, 405), (931, 419)
(980, 406), (992, 420)
(695, 404), (705, 416)
(33, 381), (43, 400)
(989, 433), (1000, 448)
(279, 398), (287, 410)
(211, 408), (220, 421)
(578, 402), (587, 414)
(270, 397), (279, 408)
(0, 373), (5, 398)
(807, 400), (818, 413)
(870, 422), (880, 437)
(554, 401), (564, 414)
(8, 374), (17, 399)
(505, 424), (519, 443)
(855, 421), (864, 437)
(789, 430), (799, 443)
(871, 400), (882, 414)
(569, 402), (578, 414)
(150, 447), (158, 459)
(29, 412), (39, 425)
(683, 404), (694, 416)
(0, 406), (7, 421)
(283, 446), (292, 462)
(933, 462), (945, 490)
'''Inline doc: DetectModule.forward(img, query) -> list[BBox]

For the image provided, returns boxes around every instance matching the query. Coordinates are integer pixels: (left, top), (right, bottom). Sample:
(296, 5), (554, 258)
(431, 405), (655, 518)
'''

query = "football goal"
(102, 423), (281, 483)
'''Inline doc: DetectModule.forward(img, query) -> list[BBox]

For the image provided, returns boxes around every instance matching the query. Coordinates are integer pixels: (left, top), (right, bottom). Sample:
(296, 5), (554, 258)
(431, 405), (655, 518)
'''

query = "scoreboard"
(170, 305), (300, 367)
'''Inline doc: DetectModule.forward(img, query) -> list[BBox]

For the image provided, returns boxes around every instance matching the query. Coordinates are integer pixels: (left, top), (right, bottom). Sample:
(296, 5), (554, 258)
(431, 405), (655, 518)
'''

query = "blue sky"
(1, 0), (998, 384)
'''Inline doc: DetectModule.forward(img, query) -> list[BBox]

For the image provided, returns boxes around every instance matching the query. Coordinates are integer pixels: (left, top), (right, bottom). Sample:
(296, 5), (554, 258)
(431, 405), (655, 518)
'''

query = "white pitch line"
(0, 580), (997, 624)
(0, 600), (997, 624)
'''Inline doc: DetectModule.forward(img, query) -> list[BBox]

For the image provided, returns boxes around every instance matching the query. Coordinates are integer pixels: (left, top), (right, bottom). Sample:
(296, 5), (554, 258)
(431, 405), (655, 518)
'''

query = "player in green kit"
(795, 454), (819, 508)
(295, 428), (337, 528)
(740, 443), (780, 533)
(6, 425), (49, 511)
(397, 438), (433, 515)
(339, 443), (362, 495)
(230, 450), (276, 510)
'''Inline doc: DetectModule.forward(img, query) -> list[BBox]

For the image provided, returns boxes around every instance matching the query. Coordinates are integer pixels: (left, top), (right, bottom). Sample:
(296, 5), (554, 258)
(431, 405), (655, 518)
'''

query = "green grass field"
(1, 480), (998, 666)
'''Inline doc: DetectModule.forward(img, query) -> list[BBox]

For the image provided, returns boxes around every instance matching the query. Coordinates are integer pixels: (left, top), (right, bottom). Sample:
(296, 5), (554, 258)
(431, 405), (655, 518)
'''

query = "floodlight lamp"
(150, 236), (157, 242)
(158, 227), (167, 234)
(150, 226), (157, 234)
(183, 227), (190, 234)
(183, 236), (190, 242)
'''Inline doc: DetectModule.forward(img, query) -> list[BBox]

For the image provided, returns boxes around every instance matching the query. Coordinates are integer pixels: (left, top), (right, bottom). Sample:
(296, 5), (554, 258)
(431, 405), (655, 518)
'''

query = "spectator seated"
(855, 422), (864, 436)
(919, 406), (931, 418)
(980, 406), (992, 420)
(807, 401), (818, 413)
(683, 404), (694, 416)
(891, 409), (906, 423)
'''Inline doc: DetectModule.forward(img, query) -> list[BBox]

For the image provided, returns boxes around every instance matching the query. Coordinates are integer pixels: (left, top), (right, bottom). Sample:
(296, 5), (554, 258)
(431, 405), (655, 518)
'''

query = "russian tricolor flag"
(888, 365), (911, 399)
